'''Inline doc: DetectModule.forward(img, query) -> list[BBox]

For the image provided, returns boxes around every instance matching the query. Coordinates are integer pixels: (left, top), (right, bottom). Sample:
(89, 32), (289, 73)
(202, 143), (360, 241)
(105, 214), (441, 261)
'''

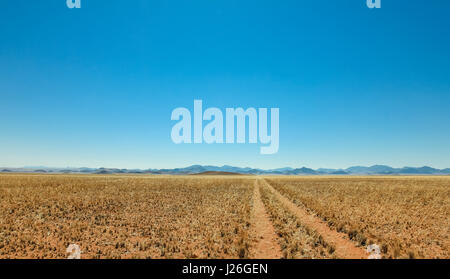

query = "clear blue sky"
(1, 0), (449, 169)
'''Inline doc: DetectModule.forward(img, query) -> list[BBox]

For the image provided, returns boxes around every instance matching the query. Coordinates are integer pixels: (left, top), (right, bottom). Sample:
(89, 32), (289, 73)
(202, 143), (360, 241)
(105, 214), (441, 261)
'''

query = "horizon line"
(1, 164), (449, 171)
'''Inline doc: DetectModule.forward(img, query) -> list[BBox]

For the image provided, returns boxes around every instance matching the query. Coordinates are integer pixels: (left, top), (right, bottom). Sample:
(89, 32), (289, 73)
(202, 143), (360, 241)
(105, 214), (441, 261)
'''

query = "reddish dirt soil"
(249, 180), (283, 259)
(262, 179), (369, 259)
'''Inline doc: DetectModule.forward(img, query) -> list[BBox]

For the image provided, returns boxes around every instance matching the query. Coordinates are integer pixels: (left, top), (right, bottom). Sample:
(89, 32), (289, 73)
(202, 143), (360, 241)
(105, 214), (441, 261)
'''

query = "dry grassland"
(267, 176), (450, 259)
(0, 175), (253, 259)
(0, 174), (448, 259)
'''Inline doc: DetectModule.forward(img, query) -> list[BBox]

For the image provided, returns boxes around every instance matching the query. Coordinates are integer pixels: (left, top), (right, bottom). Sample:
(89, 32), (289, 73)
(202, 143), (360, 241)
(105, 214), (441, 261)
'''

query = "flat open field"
(0, 174), (448, 259)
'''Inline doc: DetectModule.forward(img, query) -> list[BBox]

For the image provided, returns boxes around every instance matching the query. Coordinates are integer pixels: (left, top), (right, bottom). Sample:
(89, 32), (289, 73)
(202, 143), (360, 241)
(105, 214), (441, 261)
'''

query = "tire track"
(249, 180), (283, 259)
(261, 178), (368, 259)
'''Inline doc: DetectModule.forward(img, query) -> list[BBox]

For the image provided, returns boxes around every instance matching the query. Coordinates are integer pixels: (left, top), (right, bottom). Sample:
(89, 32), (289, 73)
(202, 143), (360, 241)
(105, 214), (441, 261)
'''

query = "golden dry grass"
(0, 174), (253, 259)
(259, 183), (335, 258)
(266, 176), (450, 259)
(0, 174), (448, 259)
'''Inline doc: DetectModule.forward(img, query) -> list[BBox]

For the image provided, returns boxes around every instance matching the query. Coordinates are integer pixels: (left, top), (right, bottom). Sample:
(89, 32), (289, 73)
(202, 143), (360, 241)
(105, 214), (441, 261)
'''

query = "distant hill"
(1, 165), (449, 176)
(191, 171), (244, 176)
(288, 167), (318, 175)
(398, 166), (438, 174)
(346, 165), (396, 174)
(330, 170), (349, 175)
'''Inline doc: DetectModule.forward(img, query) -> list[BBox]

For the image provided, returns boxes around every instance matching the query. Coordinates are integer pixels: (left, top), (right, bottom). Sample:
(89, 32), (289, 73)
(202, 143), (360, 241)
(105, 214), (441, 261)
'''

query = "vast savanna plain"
(0, 174), (448, 259)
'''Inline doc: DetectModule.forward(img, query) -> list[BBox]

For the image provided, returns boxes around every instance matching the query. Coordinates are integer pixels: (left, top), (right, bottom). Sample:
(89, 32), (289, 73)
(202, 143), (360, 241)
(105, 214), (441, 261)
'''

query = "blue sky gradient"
(1, 0), (449, 169)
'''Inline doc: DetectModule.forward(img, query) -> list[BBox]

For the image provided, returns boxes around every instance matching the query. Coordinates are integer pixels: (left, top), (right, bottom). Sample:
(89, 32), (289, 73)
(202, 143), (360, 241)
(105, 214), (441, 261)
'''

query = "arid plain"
(0, 174), (448, 259)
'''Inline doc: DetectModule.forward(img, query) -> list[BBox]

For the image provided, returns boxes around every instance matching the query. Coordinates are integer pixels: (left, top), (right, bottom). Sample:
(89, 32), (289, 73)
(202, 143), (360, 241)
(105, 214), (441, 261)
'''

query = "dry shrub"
(267, 176), (450, 259)
(259, 183), (335, 259)
(0, 174), (253, 259)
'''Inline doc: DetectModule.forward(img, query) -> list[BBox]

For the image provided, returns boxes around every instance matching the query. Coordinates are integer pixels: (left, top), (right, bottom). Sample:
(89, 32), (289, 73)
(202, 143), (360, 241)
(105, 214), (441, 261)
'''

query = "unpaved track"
(261, 178), (368, 259)
(249, 180), (283, 259)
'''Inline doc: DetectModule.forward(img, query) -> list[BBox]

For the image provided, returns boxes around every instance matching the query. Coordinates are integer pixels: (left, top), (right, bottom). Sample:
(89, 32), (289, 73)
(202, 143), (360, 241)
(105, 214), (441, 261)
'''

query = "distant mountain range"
(1, 165), (450, 175)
